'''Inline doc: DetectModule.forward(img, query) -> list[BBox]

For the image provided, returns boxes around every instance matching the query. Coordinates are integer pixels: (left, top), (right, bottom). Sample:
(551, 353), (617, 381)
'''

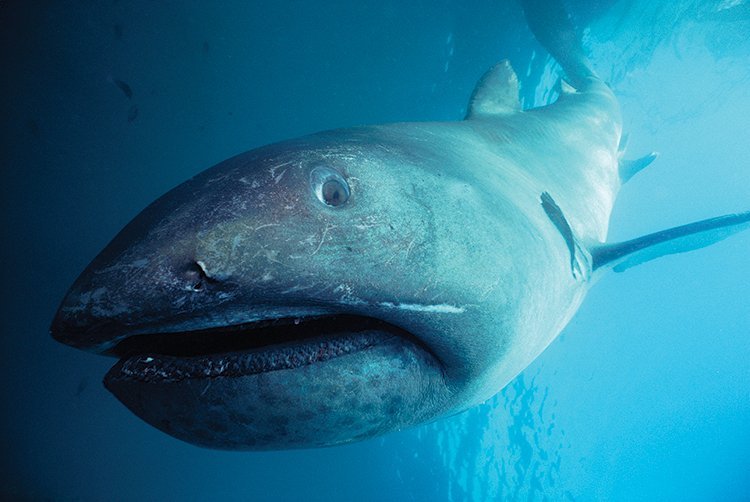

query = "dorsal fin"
(465, 61), (521, 119)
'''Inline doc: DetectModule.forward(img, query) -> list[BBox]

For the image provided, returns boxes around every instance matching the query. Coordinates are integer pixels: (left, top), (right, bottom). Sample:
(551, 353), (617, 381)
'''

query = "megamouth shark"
(51, 1), (749, 449)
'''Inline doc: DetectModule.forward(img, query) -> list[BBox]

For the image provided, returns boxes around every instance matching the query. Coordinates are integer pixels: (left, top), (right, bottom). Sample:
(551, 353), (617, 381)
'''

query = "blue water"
(2, 1), (748, 500)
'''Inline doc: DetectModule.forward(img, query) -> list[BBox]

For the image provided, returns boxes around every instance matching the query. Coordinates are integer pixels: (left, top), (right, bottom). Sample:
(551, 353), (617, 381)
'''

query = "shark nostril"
(185, 260), (216, 292)
(195, 260), (210, 277)
(185, 260), (211, 292)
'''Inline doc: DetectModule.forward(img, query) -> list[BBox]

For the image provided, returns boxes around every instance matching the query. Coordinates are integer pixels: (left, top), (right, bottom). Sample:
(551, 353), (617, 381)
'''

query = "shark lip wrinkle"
(104, 315), (420, 384)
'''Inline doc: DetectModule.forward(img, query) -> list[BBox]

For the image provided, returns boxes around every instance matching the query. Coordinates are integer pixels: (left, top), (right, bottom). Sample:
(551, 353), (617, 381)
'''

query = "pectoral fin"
(592, 211), (750, 273)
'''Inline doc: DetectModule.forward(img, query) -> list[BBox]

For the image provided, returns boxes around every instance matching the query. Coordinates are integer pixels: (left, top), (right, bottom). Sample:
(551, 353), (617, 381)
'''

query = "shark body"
(51, 3), (749, 450)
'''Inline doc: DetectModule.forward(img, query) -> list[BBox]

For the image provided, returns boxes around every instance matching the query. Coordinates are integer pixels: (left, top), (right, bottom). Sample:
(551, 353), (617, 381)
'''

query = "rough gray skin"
(51, 60), (626, 449)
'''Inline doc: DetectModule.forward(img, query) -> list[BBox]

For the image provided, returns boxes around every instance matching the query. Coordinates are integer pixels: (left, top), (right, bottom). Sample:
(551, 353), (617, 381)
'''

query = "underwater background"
(1, 0), (748, 500)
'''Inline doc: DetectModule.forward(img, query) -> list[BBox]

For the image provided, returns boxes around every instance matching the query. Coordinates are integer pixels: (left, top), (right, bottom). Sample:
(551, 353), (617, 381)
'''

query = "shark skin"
(50, 10), (749, 449)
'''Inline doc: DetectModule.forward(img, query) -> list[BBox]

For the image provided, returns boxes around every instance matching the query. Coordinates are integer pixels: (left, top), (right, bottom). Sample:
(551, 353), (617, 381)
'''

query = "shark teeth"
(106, 330), (391, 383)
(103, 314), (423, 383)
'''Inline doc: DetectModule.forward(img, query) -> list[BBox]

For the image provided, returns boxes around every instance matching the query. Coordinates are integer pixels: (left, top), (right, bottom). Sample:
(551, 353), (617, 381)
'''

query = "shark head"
(51, 129), (518, 449)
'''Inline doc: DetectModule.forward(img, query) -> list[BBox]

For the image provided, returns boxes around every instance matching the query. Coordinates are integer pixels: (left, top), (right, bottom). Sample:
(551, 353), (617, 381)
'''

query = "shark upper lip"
(106, 314), (403, 358)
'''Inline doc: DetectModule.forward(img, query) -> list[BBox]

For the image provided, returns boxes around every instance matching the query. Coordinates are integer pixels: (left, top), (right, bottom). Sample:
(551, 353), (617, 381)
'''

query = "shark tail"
(591, 211), (750, 274)
(519, 0), (598, 89)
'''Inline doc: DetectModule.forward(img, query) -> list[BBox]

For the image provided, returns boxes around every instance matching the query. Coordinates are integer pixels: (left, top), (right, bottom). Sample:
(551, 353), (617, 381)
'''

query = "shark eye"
(310, 166), (350, 207)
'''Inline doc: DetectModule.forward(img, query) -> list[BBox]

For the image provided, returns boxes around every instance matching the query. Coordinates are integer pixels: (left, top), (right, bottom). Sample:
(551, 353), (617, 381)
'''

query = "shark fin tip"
(619, 152), (658, 183)
(465, 61), (521, 119)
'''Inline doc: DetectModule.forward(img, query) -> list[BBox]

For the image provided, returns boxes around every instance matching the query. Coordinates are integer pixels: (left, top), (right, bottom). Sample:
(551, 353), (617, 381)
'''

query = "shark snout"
(50, 252), (227, 353)
(49, 273), (134, 352)
(50, 307), (127, 352)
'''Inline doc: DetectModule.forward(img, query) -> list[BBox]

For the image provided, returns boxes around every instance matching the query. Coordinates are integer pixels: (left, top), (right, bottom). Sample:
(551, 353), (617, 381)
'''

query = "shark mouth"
(103, 315), (420, 385)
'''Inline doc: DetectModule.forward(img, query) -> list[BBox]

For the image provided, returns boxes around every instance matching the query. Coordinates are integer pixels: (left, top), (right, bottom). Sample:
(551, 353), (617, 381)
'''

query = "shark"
(51, 1), (749, 449)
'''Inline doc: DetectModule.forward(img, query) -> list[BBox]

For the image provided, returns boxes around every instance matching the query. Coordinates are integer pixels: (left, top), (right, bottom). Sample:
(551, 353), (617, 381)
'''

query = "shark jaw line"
(104, 314), (439, 383)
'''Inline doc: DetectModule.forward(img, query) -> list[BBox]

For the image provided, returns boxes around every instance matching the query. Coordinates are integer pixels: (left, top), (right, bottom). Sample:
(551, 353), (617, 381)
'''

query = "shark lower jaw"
(103, 314), (434, 383)
(99, 314), (447, 450)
